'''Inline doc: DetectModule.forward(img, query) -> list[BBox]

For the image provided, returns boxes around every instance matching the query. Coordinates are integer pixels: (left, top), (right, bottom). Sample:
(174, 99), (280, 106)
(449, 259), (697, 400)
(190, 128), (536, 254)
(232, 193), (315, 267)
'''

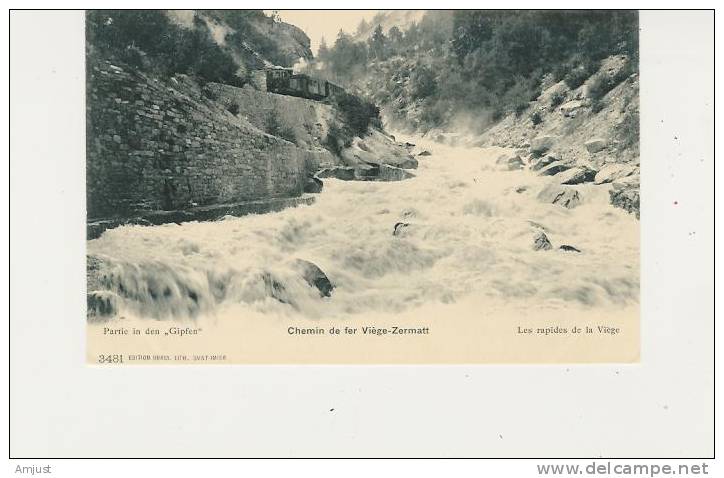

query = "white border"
(7, 7), (715, 464)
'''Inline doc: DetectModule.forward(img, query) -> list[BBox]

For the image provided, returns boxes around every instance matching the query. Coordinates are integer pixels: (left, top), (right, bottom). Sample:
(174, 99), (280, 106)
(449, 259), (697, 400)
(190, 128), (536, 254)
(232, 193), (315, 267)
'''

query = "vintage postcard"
(85, 10), (640, 364)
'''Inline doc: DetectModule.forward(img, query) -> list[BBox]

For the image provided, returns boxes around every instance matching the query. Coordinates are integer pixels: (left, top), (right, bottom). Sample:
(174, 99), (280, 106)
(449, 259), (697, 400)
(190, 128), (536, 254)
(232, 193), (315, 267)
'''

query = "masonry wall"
(86, 59), (306, 219)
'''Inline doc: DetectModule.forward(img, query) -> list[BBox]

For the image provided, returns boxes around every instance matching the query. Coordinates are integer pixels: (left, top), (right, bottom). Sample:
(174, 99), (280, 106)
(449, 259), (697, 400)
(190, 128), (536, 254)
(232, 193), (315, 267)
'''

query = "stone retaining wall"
(87, 59), (306, 219)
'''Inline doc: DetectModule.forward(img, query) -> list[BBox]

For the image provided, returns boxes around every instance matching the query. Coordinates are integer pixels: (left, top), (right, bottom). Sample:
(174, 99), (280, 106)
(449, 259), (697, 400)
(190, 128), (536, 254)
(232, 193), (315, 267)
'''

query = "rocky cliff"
(476, 55), (640, 218)
(165, 10), (313, 70)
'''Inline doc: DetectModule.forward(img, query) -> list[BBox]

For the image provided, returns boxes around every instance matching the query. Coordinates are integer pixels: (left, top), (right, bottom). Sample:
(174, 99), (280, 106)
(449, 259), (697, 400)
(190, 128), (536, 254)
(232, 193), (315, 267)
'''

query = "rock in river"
(393, 222), (410, 236)
(538, 160), (574, 176)
(609, 187), (640, 219)
(533, 231), (553, 251)
(87, 290), (119, 321)
(555, 166), (597, 185)
(530, 154), (558, 171)
(294, 259), (334, 298)
(341, 130), (418, 170)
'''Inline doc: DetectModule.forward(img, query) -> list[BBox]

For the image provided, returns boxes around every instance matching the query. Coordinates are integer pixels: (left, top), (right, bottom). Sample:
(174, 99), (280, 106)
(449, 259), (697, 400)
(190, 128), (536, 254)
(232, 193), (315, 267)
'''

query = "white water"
(87, 136), (639, 324)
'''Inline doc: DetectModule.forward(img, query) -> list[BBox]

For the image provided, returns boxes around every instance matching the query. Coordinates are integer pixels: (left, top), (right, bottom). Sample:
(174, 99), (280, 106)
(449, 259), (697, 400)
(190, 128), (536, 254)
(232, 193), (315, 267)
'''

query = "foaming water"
(87, 136), (639, 323)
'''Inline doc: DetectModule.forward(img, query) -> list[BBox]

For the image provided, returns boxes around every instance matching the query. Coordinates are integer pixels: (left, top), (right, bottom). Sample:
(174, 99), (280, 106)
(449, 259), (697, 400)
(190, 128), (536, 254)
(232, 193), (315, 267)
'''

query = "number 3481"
(97, 354), (124, 364)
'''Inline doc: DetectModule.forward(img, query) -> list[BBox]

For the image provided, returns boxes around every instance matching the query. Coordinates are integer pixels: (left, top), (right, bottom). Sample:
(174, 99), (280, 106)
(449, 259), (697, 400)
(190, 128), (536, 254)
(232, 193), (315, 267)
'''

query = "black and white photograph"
(8, 6), (714, 463)
(79, 10), (640, 362)
(81, 10), (644, 363)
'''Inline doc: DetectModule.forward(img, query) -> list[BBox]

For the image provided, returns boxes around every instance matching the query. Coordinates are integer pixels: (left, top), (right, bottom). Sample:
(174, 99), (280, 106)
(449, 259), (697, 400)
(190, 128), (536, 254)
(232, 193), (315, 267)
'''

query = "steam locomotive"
(266, 68), (345, 101)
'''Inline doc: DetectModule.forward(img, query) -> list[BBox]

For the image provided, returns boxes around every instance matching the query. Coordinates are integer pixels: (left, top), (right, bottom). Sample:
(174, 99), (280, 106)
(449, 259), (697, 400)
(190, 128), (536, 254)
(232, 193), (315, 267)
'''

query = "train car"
(265, 68), (345, 101)
(325, 81), (345, 99)
(289, 74), (326, 100)
(265, 68), (293, 94)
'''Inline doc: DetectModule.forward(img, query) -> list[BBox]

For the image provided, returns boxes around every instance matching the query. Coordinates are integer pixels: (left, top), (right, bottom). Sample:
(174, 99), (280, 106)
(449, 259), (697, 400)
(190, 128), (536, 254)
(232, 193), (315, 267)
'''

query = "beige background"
(10, 10), (713, 458)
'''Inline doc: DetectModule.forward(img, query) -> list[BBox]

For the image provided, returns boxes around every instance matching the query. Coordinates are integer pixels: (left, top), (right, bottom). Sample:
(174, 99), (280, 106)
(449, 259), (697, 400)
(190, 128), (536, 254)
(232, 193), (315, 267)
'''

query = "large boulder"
(533, 231), (553, 251)
(530, 135), (558, 154)
(294, 259), (334, 298)
(392, 222), (410, 236)
(316, 167), (356, 181)
(594, 164), (638, 184)
(609, 187), (640, 219)
(538, 183), (583, 209)
(585, 138), (607, 153)
(87, 290), (119, 321)
(556, 166), (597, 185)
(341, 130), (418, 170)
(530, 154), (558, 171)
(538, 160), (574, 176)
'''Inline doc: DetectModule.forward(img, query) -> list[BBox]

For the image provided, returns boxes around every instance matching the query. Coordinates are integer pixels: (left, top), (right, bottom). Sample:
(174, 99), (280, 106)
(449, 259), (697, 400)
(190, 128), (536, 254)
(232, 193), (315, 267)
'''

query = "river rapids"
(87, 136), (639, 325)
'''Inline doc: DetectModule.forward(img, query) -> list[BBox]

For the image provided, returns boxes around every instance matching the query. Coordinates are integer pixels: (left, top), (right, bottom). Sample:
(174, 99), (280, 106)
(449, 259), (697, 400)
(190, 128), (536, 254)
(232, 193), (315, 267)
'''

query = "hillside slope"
(87, 10), (313, 87)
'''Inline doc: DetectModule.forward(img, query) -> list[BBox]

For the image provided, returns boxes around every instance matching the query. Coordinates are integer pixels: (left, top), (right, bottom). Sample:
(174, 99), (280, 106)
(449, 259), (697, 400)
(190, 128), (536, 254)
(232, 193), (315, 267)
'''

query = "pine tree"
(368, 24), (387, 60)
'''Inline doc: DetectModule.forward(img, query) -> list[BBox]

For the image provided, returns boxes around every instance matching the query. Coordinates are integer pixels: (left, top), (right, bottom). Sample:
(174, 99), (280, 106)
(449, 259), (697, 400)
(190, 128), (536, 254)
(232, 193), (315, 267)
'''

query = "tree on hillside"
(409, 65), (437, 99)
(368, 25), (387, 60)
(86, 10), (244, 86)
(402, 22), (420, 51)
(313, 10), (638, 132)
(388, 26), (403, 49)
(330, 30), (368, 79)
